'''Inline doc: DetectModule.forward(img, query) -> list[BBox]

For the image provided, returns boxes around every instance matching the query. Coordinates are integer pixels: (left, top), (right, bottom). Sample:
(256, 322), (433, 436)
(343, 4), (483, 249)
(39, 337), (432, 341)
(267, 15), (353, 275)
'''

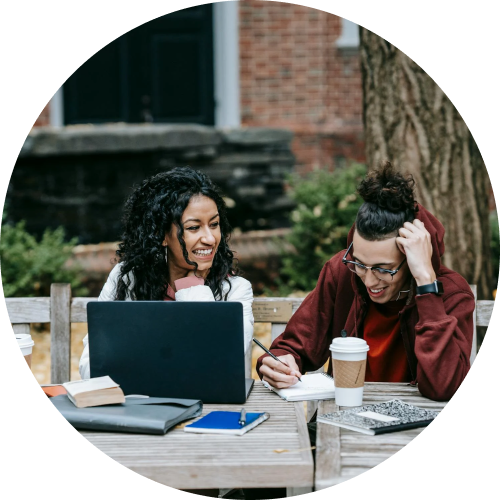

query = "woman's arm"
(79, 264), (123, 379)
(224, 277), (254, 352)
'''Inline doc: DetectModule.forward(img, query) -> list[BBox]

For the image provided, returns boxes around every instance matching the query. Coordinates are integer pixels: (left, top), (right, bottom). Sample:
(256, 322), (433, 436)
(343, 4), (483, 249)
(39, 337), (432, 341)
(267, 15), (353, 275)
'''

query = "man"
(258, 164), (474, 401)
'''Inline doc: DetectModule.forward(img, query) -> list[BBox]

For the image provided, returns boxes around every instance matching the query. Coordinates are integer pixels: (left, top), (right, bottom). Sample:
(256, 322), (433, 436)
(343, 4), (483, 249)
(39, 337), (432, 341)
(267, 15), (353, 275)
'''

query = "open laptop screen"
(88, 301), (250, 403)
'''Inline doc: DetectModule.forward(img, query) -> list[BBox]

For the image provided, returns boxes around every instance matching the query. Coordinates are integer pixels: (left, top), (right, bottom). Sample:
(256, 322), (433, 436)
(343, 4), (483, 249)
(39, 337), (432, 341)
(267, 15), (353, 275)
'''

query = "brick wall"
(34, 103), (51, 127)
(239, 0), (364, 172)
(33, 3), (366, 172)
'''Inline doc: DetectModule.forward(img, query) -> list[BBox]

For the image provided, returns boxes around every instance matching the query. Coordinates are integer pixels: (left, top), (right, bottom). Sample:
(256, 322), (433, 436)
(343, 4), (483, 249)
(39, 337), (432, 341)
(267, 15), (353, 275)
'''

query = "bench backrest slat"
(71, 297), (98, 323)
(7, 284), (492, 383)
(477, 300), (494, 327)
(6, 297), (50, 323)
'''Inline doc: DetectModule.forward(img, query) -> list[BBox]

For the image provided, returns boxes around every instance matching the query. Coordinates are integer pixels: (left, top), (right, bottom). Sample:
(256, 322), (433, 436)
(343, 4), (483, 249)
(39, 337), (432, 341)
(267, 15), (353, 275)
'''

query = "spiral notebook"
(318, 399), (439, 435)
(262, 372), (335, 401)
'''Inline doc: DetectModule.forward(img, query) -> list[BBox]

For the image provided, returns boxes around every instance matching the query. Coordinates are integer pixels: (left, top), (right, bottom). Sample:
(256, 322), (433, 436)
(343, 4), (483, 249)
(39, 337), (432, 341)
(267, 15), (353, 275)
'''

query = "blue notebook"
(184, 411), (269, 435)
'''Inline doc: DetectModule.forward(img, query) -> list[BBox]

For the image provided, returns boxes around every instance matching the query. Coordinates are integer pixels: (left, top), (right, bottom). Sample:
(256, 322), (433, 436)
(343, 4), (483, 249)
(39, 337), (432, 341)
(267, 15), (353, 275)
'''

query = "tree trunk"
(359, 28), (493, 299)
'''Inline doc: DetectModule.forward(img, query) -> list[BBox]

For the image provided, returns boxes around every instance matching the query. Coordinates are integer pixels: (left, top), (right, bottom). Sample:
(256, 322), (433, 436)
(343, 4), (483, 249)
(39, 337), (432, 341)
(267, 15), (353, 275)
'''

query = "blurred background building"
(33, 1), (364, 171)
(8, 1), (366, 294)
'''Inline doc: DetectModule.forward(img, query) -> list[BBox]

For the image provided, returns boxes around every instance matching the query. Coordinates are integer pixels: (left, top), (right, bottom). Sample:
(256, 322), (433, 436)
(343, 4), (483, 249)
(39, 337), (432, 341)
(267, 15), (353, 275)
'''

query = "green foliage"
(490, 211), (499, 289)
(0, 220), (88, 297)
(276, 163), (367, 293)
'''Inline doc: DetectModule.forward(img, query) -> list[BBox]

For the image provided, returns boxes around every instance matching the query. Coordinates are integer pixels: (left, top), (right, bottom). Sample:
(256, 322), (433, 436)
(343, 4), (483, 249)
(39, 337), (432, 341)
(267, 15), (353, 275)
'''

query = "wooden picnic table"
(314, 382), (447, 490)
(81, 381), (314, 493)
(79, 380), (444, 493)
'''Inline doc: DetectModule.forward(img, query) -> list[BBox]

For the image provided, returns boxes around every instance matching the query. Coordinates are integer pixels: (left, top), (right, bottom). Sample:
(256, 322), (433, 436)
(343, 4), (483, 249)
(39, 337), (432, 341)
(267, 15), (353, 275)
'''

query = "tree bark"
(360, 28), (493, 298)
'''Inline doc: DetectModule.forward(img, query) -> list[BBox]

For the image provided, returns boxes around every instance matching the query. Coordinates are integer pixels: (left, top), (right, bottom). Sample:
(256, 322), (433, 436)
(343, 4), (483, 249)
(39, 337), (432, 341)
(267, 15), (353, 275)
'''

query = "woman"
(80, 167), (254, 379)
(258, 163), (474, 401)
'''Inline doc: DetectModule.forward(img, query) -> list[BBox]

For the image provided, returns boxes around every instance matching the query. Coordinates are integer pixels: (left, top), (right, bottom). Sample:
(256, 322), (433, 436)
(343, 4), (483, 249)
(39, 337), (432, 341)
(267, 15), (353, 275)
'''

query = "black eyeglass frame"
(342, 242), (406, 280)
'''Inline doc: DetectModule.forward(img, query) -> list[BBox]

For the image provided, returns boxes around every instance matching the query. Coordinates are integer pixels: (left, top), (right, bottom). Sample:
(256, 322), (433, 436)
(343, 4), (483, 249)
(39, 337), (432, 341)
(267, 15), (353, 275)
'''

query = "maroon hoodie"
(257, 204), (475, 401)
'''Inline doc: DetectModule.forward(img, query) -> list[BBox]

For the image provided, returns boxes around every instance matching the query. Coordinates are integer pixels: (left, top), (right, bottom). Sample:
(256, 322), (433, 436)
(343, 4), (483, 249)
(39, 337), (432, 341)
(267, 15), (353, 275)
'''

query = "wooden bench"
(6, 284), (492, 384)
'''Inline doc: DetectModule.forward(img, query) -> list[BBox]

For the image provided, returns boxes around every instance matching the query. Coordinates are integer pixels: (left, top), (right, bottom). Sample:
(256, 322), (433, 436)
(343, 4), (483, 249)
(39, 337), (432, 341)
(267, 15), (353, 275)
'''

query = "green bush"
(0, 220), (87, 297)
(490, 211), (499, 290)
(276, 163), (367, 293)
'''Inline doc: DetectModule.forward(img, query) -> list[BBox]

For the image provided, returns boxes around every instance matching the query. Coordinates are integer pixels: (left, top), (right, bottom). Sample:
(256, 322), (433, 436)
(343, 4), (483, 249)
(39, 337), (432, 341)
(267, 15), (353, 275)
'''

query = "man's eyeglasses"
(342, 242), (406, 282)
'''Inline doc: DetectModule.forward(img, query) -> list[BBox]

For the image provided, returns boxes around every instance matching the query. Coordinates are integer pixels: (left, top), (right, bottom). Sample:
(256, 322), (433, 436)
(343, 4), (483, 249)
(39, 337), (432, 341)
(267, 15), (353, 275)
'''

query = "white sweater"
(79, 263), (254, 379)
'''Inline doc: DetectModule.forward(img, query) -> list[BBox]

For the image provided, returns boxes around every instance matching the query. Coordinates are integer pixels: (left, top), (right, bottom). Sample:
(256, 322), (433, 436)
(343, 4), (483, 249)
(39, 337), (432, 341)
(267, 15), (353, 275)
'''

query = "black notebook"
(317, 399), (439, 435)
(51, 395), (202, 435)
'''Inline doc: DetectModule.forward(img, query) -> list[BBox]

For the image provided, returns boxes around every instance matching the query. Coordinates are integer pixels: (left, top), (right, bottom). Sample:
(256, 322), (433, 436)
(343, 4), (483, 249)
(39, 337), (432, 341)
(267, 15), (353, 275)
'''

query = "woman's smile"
(163, 195), (221, 279)
(191, 247), (216, 260)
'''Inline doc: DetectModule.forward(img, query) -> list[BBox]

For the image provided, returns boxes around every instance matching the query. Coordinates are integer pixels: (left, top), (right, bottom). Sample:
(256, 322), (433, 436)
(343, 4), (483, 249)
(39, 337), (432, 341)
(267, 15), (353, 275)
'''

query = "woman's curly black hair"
(114, 167), (238, 301)
(355, 161), (418, 240)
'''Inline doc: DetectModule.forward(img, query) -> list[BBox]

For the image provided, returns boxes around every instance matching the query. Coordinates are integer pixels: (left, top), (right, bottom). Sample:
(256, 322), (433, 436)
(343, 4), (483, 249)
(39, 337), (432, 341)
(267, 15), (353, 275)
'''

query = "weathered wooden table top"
(315, 382), (447, 490)
(81, 381), (314, 490)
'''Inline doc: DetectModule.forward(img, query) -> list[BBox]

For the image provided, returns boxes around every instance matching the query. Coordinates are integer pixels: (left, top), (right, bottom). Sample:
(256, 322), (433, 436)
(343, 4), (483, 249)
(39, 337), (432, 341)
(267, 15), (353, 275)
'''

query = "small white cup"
(16, 334), (35, 369)
(330, 337), (369, 407)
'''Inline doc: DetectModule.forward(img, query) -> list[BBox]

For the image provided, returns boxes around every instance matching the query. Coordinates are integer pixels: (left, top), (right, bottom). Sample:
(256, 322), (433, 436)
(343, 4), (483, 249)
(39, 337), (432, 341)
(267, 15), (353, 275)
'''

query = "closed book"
(184, 411), (269, 435)
(63, 376), (125, 408)
(51, 395), (202, 435)
(263, 373), (335, 402)
(41, 385), (67, 398)
(318, 399), (439, 435)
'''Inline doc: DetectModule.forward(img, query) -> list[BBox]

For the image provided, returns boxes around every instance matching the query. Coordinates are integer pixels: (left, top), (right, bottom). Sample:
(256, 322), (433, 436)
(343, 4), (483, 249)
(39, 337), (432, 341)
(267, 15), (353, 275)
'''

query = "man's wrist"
(414, 271), (436, 287)
(416, 280), (444, 296)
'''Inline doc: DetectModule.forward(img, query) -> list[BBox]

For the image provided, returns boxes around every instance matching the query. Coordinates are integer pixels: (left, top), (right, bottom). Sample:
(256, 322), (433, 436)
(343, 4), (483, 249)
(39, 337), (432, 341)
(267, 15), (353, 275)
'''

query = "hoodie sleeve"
(256, 256), (339, 376)
(413, 288), (475, 401)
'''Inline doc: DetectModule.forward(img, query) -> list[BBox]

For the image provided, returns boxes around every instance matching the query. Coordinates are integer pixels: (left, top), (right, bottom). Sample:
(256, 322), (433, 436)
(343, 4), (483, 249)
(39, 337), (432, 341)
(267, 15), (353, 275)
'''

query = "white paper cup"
(330, 337), (369, 407)
(16, 334), (35, 369)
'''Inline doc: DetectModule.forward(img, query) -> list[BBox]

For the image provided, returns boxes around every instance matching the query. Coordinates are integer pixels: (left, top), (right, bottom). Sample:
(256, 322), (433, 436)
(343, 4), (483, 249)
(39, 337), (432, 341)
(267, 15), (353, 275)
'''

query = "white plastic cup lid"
(16, 334), (34, 349)
(330, 337), (369, 353)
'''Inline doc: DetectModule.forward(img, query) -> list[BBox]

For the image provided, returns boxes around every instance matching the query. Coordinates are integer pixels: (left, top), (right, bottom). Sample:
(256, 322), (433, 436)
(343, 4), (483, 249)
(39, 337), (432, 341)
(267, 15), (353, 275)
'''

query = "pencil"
(252, 338), (302, 382)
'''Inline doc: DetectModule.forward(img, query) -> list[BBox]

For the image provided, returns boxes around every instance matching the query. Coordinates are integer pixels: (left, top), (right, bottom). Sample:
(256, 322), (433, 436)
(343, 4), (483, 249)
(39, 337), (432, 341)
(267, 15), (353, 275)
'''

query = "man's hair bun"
(355, 161), (417, 241)
(357, 161), (416, 213)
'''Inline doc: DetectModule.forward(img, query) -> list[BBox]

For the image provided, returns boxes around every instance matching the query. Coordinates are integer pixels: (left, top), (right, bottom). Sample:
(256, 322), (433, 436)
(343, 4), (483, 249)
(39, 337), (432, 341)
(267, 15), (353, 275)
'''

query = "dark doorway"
(63, 5), (215, 125)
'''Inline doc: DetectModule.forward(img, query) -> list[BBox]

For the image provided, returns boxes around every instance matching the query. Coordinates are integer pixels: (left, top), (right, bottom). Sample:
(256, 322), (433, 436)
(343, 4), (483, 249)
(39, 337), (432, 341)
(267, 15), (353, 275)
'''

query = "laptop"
(87, 301), (254, 404)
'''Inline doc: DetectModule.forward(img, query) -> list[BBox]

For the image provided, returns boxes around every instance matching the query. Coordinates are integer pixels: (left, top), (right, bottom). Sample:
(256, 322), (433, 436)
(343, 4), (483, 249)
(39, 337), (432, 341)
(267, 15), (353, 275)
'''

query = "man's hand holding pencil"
(253, 339), (303, 389)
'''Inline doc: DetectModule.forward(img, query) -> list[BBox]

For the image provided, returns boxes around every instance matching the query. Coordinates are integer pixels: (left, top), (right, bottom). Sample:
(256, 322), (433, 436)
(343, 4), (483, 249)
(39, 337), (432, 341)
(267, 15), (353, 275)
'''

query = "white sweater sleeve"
(79, 264), (123, 379)
(225, 277), (254, 354)
(174, 285), (216, 302)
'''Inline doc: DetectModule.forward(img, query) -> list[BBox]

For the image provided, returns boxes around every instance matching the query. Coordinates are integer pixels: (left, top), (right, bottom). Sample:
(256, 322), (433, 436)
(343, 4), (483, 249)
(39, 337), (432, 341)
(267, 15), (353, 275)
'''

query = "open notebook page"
(263, 373), (335, 401)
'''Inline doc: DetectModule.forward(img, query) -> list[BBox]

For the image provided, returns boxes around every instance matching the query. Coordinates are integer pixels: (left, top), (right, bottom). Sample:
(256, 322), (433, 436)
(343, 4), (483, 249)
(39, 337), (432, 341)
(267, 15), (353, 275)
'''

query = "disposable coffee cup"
(16, 334), (35, 369)
(330, 337), (369, 407)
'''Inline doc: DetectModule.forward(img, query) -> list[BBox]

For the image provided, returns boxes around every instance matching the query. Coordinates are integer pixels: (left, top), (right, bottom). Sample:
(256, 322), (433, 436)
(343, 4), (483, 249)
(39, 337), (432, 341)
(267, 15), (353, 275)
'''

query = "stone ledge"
(221, 127), (293, 146)
(21, 123), (222, 157)
(20, 124), (294, 157)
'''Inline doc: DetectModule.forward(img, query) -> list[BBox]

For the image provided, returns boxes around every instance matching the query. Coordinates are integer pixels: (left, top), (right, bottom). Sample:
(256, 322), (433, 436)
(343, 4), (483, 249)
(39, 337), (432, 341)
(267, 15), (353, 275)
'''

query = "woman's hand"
(259, 354), (302, 389)
(396, 219), (436, 286)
